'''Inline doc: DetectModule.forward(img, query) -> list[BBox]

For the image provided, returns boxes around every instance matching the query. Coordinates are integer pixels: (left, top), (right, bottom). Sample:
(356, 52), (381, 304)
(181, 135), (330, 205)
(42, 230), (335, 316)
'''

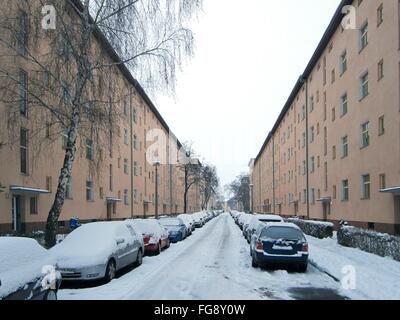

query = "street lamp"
(153, 160), (161, 219)
(249, 184), (254, 214)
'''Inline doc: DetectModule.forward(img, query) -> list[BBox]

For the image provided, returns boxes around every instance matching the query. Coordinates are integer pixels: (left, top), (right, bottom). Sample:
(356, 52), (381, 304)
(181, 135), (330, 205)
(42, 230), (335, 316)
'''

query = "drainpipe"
(130, 88), (134, 219)
(300, 75), (310, 220)
(272, 135), (276, 214)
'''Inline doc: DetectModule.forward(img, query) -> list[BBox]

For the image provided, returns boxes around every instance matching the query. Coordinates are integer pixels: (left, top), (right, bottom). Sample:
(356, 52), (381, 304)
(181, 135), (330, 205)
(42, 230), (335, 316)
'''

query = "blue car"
(158, 217), (187, 243)
(250, 222), (309, 272)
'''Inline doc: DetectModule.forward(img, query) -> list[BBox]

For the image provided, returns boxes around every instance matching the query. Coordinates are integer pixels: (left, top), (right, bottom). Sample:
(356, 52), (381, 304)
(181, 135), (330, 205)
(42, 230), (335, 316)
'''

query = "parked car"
(246, 214), (284, 243)
(178, 214), (195, 235)
(0, 237), (61, 300)
(250, 222), (309, 272)
(130, 219), (170, 255)
(192, 212), (205, 228)
(52, 221), (143, 283)
(238, 214), (253, 232)
(158, 217), (187, 243)
(237, 213), (252, 230)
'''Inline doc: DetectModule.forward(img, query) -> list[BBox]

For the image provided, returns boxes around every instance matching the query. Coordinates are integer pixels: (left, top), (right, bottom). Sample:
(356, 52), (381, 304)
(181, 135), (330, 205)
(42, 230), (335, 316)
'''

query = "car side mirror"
(116, 238), (125, 245)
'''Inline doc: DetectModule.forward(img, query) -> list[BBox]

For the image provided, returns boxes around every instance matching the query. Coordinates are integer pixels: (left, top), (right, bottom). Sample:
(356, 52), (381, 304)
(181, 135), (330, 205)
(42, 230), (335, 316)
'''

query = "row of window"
(272, 172), (384, 208)
(279, 114), (385, 170)
(278, 2), (386, 147)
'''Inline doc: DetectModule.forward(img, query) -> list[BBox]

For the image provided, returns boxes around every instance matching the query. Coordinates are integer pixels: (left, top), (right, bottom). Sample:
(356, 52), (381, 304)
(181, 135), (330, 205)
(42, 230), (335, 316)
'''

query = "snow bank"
(287, 218), (333, 239)
(338, 226), (400, 262)
(0, 237), (55, 298)
(307, 234), (400, 299)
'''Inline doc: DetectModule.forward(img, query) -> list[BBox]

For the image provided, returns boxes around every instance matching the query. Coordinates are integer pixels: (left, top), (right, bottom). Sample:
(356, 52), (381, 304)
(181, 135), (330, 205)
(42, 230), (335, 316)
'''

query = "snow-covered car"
(177, 214), (194, 235)
(158, 217), (187, 243)
(246, 214), (284, 243)
(192, 212), (205, 228)
(250, 223), (309, 272)
(130, 219), (170, 255)
(237, 213), (252, 229)
(238, 214), (253, 231)
(51, 221), (143, 283)
(0, 237), (61, 300)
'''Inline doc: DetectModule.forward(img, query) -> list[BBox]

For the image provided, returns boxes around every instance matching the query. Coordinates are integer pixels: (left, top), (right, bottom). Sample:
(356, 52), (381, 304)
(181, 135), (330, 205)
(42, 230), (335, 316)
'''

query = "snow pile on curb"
(287, 218), (333, 239)
(338, 226), (400, 262)
(307, 235), (400, 300)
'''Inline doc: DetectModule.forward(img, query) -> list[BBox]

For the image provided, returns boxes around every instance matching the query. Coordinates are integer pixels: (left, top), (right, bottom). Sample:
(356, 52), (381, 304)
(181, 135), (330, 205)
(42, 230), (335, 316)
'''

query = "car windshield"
(260, 227), (304, 241)
(159, 218), (180, 226)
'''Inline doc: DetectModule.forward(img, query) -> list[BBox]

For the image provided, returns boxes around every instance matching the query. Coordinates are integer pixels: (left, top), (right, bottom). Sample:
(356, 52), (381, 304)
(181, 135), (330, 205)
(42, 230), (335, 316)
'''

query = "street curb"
(309, 260), (341, 282)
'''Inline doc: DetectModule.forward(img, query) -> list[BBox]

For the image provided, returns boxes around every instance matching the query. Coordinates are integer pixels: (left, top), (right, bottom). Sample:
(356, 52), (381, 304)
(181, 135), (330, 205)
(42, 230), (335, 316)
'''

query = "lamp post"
(153, 160), (161, 219)
(249, 184), (254, 214)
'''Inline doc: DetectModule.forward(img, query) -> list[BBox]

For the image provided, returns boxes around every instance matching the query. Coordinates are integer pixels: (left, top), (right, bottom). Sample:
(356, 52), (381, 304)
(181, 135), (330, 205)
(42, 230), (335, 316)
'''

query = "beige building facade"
(251, 0), (400, 235)
(0, 0), (201, 235)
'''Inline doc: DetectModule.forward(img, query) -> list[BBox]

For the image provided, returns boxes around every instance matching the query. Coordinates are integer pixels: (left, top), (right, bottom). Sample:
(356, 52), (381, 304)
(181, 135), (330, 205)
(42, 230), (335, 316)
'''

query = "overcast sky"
(152, 0), (342, 190)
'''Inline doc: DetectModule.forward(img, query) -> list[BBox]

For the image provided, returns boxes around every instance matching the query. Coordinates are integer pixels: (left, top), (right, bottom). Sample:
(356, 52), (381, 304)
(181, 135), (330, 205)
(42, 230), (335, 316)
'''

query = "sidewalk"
(306, 234), (400, 300)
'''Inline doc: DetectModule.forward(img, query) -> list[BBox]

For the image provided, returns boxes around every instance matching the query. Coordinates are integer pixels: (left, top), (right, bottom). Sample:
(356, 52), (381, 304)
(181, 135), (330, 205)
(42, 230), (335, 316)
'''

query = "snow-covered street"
(59, 213), (350, 300)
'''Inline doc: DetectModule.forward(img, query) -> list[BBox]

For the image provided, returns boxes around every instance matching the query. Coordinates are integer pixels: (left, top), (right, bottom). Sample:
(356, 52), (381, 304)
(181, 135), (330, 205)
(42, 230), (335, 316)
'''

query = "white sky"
(152, 0), (342, 188)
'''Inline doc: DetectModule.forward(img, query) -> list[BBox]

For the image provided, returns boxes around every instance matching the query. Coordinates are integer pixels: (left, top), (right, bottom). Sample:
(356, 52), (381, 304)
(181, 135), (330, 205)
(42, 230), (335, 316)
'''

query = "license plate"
(273, 245), (293, 251)
(61, 269), (74, 274)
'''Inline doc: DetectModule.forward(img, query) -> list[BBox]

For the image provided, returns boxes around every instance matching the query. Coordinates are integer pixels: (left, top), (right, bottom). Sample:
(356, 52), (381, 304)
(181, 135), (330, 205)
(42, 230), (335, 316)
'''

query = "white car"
(178, 214), (195, 234)
(52, 221), (144, 282)
(192, 212), (205, 228)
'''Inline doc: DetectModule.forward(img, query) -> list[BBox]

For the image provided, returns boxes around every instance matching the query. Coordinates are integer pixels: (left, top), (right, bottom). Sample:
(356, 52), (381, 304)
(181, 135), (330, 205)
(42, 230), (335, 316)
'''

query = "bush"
(286, 218), (334, 239)
(338, 226), (400, 261)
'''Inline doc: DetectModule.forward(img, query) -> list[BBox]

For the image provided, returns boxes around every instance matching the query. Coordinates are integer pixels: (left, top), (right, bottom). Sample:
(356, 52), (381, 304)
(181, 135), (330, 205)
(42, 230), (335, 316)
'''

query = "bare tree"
(228, 174), (250, 212)
(177, 142), (202, 213)
(199, 164), (219, 210)
(0, 0), (202, 247)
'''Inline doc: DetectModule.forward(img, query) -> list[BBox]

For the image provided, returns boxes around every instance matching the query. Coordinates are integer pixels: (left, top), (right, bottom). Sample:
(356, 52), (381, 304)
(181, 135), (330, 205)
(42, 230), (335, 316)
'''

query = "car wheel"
(105, 259), (116, 283)
(251, 254), (258, 268)
(155, 243), (161, 256)
(166, 239), (170, 249)
(298, 263), (308, 273)
(135, 249), (143, 267)
(44, 290), (57, 300)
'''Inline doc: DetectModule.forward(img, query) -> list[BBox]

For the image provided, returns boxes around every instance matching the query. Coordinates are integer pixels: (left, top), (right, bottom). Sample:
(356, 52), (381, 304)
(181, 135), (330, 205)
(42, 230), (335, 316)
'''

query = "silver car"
(52, 221), (144, 283)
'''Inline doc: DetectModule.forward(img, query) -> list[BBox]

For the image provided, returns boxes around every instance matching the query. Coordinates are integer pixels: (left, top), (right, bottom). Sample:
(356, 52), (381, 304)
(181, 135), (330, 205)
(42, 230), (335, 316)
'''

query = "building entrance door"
(107, 203), (112, 220)
(395, 196), (400, 234)
(323, 202), (331, 221)
(12, 195), (23, 233)
(294, 202), (299, 216)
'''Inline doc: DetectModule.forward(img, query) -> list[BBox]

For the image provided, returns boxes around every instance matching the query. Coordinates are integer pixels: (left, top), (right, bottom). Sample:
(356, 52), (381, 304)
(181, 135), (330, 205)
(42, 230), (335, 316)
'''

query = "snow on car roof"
(0, 237), (55, 298)
(262, 222), (302, 230)
(256, 214), (284, 221)
(129, 219), (164, 236)
(51, 221), (131, 268)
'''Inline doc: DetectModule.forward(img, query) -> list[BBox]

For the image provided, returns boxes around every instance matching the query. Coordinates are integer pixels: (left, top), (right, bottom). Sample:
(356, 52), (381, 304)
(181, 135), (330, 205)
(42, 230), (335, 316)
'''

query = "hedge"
(286, 218), (334, 239)
(337, 226), (400, 262)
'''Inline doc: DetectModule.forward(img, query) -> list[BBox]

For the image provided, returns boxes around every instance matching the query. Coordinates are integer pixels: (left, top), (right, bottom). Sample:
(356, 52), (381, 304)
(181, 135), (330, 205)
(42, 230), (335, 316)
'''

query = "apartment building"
(0, 0), (200, 235)
(250, 0), (400, 235)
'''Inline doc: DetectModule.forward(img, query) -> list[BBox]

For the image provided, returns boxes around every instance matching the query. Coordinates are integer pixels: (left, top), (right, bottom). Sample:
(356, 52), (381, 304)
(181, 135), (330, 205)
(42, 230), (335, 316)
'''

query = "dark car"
(158, 217), (187, 243)
(0, 237), (61, 300)
(250, 223), (309, 272)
